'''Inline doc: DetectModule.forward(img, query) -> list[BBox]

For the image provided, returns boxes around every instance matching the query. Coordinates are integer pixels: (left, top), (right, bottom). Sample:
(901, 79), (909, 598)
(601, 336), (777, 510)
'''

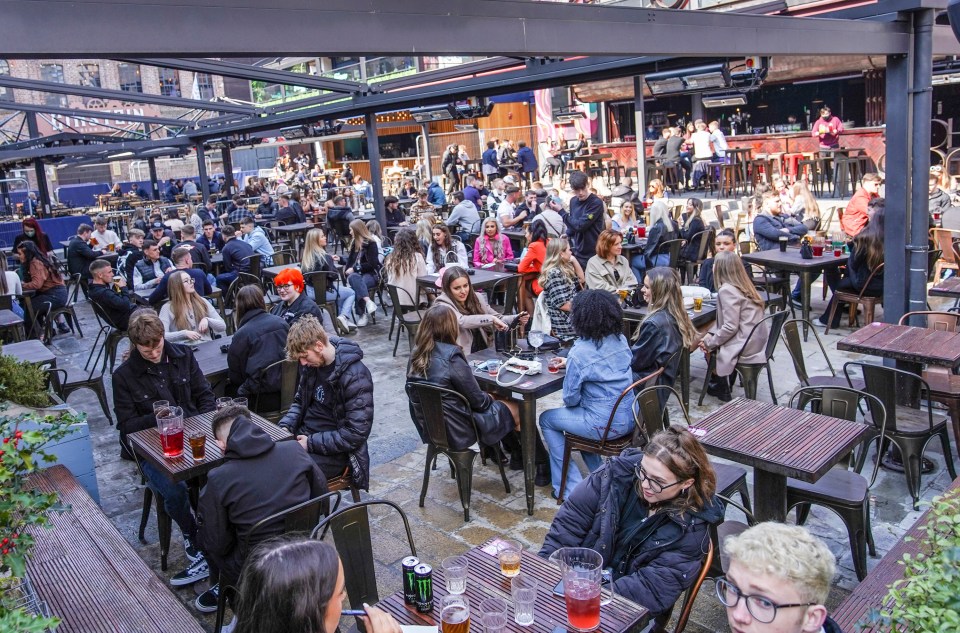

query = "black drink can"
(402, 556), (420, 606)
(413, 563), (433, 613)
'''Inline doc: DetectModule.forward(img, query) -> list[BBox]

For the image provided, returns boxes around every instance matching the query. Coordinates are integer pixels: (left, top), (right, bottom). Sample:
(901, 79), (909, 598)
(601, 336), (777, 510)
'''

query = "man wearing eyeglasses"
(718, 522), (841, 633)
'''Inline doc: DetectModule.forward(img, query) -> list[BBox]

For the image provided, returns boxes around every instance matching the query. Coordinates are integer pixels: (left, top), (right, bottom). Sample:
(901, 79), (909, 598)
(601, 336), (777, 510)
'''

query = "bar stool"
(767, 153), (784, 180)
(719, 163), (741, 197)
(662, 164), (680, 194)
(833, 157), (860, 198)
(817, 151), (837, 197)
(750, 158), (769, 188)
(797, 154), (822, 195)
(784, 153), (804, 183)
(605, 159), (623, 186)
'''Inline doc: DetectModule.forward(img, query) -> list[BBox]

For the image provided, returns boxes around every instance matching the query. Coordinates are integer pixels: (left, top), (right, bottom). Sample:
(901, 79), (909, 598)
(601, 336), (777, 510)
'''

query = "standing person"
(585, 229), (638, 294)
(280, 315), (373, 489)
(630, 267), (698, 387)
(811, 105), (843, 149)
(216, 226), (254, 291)
(158, 272), (226, 343)
(537, 290), (634, 498)
(516, 140), (539, 188)
(564, 170), (607, 269)
(12, 217), (54, 254)
(446, 191), (481, 243)
(840, 173), (882, 238)
(344, 220), (382, 327)
(539, 238), (581, 344)
(699, 251), (768, 402)
(719, 522), (844, 633)
(196, 405), (327, 615)
(473, 218), (514, 267)
(18, 241), (68, 337)
(540, 426), (722, 623)
(112, 309), (216, 589)
(383, 229), (427, 308)
(301, 228), (357, 333)
(441, 144), (462, 193)
(228, 286), (290, 408)
(435, 266), (528, 354)
(481, 140), (500, 185)
(425, 224), (468, 274)
(239, 217), (275, 267)
(690, 121), (714, 187)
(66, 223), (104, 282)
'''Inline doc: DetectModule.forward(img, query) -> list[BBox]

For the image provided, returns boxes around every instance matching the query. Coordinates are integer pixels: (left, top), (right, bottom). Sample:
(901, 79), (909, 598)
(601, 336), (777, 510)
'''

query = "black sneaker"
(170, 557), (209, 587)
(183, 537), (202, 563)
(535, 463), (551, 487)
(195, 583), (219, 613)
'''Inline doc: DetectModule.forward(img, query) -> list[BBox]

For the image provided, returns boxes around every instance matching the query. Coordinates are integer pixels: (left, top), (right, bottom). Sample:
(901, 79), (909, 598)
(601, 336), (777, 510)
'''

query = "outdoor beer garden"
(4, 1), (960, 632)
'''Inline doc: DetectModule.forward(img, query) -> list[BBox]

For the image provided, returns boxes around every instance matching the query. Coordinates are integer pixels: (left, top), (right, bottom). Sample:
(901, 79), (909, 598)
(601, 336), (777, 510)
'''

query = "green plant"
(861, 487), (960, 631)
(0, 351), (51, 408)
(0, 406), (80, 632)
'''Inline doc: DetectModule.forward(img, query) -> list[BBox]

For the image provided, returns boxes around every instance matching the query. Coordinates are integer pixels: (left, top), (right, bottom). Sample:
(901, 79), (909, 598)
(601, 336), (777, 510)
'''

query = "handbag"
(495, 357), (543, 386)
(531, 291), (552, 334)
(800, 242), (813, 259)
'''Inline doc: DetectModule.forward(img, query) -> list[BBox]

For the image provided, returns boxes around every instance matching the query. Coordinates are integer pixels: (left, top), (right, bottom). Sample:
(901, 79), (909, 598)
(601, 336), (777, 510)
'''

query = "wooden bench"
(832, 476), (960, 631)
(27, 465), (203, 633)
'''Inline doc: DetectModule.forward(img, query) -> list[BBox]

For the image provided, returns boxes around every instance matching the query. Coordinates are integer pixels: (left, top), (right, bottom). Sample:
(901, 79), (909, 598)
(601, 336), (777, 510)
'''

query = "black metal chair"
(708, 493), (757, 578)
(45, 366), (113, 425)
(87, 299), (129, 374)
(386, 284), (424, 356)
(785, 386), (887, 580)
(655, 238), (685, 270)
(250, 358), (300, 423)
(405, 382), (510, 521)
(44, 272), (84, 342)
(780, 318), (864, 402)
(683, 229), (715, 284)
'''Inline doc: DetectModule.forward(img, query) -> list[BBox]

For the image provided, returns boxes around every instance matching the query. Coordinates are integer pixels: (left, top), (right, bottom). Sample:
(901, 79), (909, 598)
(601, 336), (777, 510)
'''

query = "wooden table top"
(690, 399), (870, 482)
(742, 247), (848, 272)
(417, 267), (519, 292)
(262, 264), (299, 280)
(837, 321), (960, 368)
(2, 339), (56, 366)
(0, 308), (24, 326)
(128, 409), (289, 484)
(192, 335), (233, 381)
(929, 277), (960, 298)
(377, 537), (649, 633)
(28, 466), (205, 633)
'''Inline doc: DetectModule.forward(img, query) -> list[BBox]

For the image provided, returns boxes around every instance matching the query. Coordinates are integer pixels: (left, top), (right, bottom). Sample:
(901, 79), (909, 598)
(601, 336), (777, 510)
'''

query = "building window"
(159, 67), (180, 97)
(118, 62), (142, 93)
(40, 63), (66, 107)
(78, 63), (101, 88)
(0, 60), (11, 102)
(195, 73), (214, 100)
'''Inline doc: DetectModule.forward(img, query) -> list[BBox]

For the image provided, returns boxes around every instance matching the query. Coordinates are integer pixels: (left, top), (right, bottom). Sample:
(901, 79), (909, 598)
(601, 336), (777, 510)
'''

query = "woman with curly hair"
(537, 289), (634, 498)
(425, 224), (468, 274)
(384, 229), (427, 307)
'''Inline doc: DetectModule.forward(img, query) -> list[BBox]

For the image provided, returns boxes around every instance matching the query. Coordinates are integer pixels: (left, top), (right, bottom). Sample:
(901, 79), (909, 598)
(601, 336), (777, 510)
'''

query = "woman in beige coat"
(699, 251), (768, 401)
(435, 266), (529, 354)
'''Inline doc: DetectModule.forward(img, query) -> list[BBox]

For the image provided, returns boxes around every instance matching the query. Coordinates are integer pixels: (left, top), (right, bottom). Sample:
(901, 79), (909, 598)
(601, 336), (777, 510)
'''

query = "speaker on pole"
(949, 0), (960, 42)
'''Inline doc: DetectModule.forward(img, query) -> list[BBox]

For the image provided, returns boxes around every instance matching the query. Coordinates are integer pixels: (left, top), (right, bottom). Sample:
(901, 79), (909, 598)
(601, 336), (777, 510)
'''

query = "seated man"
(239, 217), (275, 267)
(149, 221), (178, 259)
(197, 220), (225, 252)
(113, 309), (216, 589)
(719, 522), (842, 633)
(279, 315), (372, 489)
(91, 215), (123, 251)
(133, 240), (175, 290)
(255, 192), (279, 219)
(148, 246), (213, 304)
(178, 224), (213, 272)
(275, 195), (300, 225)
(66, 223), (104, 282)
(195, 405), (327, 613)
(216, 225), (254, 291)
(118, 228), (146, 287)
(87, 259), (139, 330)
(384, 196), (407, 227)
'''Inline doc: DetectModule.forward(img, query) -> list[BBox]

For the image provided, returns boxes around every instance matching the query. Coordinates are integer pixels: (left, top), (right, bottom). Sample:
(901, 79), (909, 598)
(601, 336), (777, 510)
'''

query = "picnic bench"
(27, 465), (204, 633)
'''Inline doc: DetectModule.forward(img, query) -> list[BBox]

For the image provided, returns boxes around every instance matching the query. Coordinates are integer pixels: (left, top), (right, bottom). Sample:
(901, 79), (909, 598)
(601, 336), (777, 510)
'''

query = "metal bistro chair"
(684, 229), (715, 284)
(929, 228), (960, 281)
(655, 238), (685, 271)
(709, 493), (757, 578)
(405, 382), (511, 521)
(824, 263), (884, 335)
(250, 358), (300, 423)
(660, 540), (714, 633)
(304, 271), (345, 334)
(698, 310), (790, 406)
(386, 284), (424, 356)
(44, 272), (84, 342)
(847, 361), (958, 509)
(45, 365), (113, 426)
(556, 368), (665, 503)
(780, 318), (865, 403)
(785, 386), (887, 581)
(87, 299), (129, 374)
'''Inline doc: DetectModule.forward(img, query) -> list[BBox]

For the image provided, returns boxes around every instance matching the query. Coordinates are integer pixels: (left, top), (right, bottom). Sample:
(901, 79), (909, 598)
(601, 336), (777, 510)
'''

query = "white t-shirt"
(3, 271), (22, 296)
(497, 200), (516, 225)
(692, 130), (713, 160)
(91, 228), (122, 250)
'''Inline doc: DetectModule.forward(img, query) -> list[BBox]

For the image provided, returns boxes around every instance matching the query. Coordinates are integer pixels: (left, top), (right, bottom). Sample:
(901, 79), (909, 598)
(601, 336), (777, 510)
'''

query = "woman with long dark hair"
(678, 197), (706, 269)
(17, 241), (68, 338)
(518, 220), (550, 295)
(425, 224), (468, 274)
(435, 266), (527, 354)
(344, 219), (382, 327)
(227, 285), (289, 410)
(383, 228), (427, 307)
(631, 267), (698, 387)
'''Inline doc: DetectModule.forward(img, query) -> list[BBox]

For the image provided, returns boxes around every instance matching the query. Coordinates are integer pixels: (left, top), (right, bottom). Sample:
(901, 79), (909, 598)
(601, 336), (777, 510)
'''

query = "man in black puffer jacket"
(540, 442), (723, 622)
(280, 315), (372, 490)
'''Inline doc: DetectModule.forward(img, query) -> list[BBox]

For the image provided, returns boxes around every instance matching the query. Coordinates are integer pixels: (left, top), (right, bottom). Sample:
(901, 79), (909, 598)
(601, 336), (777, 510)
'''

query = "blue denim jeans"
(306, 283), (356, 318)
(347, 272), (378, 316)
(539, 405), (631, 497)
(141, 459), (197, 541)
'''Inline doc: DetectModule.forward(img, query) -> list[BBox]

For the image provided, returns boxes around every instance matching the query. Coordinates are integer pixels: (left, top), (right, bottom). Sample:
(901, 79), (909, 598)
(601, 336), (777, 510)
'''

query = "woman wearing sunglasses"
(540, 425), (722, 627)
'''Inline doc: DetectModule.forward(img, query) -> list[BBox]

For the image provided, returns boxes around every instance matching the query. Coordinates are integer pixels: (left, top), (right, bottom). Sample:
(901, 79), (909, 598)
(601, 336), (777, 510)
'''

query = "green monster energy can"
(413, 563), (433, 613)
(401, 556), (420, 605)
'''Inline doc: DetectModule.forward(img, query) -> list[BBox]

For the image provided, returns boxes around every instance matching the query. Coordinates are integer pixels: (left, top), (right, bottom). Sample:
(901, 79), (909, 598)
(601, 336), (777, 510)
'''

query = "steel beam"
(883, 52), (909, 323)
(0, 138), (191, 164)
(633, 76), (646, 193)
(365, 113), (386, 229)
(264, 93), (348, 115)
(0, 101), (200, 129)
(145, 124), (160, 200)
(197, 144), (210, 200)
(0, 75), (256, 114)
(908, 9), (935, 316)
(122, 58), (365, 94)
(373, 57), (521, 91)
(0, 0), (910, 57)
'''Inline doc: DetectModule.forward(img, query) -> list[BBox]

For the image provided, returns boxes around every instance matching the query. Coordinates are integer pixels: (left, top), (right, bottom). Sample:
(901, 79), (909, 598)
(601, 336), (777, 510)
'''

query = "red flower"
(14, 430), (22, 439)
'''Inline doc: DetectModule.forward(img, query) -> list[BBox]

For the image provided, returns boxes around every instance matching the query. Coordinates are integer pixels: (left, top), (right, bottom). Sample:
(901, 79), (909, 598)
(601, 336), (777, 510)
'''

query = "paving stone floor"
(41, 262), (956, 633)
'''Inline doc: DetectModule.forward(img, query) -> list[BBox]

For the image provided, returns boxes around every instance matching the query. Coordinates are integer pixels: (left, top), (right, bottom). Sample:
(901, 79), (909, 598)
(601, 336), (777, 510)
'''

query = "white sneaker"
(221, 616), (237, 633)
(336, 314), (353, 333)
(355, 314), (369, 327)
(365, 299), (378, 315)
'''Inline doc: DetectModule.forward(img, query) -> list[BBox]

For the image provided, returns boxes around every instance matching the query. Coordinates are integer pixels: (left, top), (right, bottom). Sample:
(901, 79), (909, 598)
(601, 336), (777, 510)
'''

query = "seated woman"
(425, 224), (468, 274)
(407, 304), (519, 457)
(473, 218), (514, 267)
(0, 256), (24, 318)
(435, 266), (527, 354)
(819, 199), (884, 327)
(697, 228), (740, 293)
(383, 229), (427, 308)
(699, 250), (768, 402)
(235, 538), (402, 633)
(227, 285), (289, 411)
(301, 228), (357, 333)
(344, 219), (383, 327)
(164, 207), (185, 232)
(271, 267), (336, 336)
(539, 238), (582, 344)
(790, 180), (821, 231)
(518, 220), (550, 295)
(539, 426), (722, 623)
(585, 229), (638, 294)
(612, 201), (641, 232)
(12, 217), (54, 255)
(631, 267), (698, 387)
(678, 197), (706, 273)
(538, 290), (634, 498)
(631, 198), (677, 283)
(158, 272), (226, 342)
(414, 212), (436, 254)
(17, 241), (68, 338)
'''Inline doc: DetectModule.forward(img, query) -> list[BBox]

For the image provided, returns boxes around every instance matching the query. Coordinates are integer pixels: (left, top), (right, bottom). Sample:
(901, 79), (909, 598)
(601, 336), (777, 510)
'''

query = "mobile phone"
(342, 609), (367, 617)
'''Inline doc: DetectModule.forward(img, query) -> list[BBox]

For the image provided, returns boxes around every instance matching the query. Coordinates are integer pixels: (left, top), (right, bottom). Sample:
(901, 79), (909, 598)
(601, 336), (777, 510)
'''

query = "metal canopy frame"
(0, 136), (191, 164)
(0, 101), (200, 129)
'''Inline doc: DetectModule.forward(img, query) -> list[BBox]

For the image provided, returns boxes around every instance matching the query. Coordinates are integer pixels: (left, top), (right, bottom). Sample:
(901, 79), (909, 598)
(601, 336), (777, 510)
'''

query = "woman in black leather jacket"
(406, 304), (517, 453)
(631, 267), (699, 387)
(227, 285), (289, 410)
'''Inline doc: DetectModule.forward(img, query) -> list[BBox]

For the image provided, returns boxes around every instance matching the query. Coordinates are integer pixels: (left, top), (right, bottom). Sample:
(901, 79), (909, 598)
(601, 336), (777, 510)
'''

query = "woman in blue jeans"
(300, 228), (357, 333)
(539, 289), (634, 499)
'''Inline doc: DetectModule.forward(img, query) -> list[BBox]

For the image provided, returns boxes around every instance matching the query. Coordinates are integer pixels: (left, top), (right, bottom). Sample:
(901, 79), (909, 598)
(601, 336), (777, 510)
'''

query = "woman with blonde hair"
(539, 238), (581, 343)
(344, 219), (381, 327)
(473, 218), (514, 267)
(415, 212), (436, 254)
(159, 271), (226, 342)
(630, 267), (698, 387)
(699, 250), (767, 401)
(790, 180), (822, 231)
(612, 201), (640, 231)
(632, 196), (677, 282)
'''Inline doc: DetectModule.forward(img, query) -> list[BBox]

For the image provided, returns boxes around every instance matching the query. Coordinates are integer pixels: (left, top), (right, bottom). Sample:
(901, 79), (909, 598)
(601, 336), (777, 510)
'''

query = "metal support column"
(24, 112), (50, 217)
(221, 147), (235, 196)
(0, 170), (11, 215)
(196, 144), (210, 200)
(144, 125), (160, 200)
(884, 52), (909, 323)
(907, 9), (935, 317)
(633, 76), (647, 192)
(691, 95), (704, 124)
(365, 113), (386, 228)
(420, 123), (433, 183)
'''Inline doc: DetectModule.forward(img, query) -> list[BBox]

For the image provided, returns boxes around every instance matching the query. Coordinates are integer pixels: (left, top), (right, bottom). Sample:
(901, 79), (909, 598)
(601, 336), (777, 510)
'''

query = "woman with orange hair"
(270, 267), (337, 335)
